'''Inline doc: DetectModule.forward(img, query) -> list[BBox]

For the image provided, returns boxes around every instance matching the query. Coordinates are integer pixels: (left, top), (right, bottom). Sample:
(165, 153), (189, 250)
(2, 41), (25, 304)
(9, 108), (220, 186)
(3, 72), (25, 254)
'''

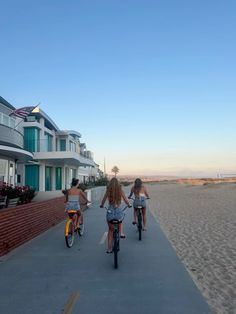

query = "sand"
(147, 182), (236, 314)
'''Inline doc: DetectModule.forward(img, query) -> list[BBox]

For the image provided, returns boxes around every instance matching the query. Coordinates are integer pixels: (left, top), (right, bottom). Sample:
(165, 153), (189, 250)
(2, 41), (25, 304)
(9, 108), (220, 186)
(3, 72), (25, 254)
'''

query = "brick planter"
(0, 197), (66, 256)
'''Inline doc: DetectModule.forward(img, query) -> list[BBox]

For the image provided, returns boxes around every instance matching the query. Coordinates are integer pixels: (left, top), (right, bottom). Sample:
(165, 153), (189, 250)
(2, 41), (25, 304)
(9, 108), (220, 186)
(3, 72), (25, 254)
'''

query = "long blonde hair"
(107, 177), (122, 206)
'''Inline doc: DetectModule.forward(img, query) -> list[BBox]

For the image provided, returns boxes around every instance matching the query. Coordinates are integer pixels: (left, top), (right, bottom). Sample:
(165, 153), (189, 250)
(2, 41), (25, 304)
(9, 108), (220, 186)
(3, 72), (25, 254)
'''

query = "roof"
(56, 130), (82, 138)
(67, 130), (82, 138)
(0, 96), (15, 110)
(30, 109), (59, 131)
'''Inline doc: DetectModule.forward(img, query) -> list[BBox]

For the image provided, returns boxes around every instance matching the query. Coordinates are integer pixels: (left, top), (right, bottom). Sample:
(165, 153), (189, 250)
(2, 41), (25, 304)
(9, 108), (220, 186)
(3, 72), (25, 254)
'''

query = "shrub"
(0, 182), (36, 205)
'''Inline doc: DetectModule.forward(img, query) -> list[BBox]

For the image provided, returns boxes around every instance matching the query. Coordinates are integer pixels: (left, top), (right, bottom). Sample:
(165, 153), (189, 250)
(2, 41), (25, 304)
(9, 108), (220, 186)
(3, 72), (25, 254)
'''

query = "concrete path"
(0, 200), (211, 314)
(33, 190), (64, 202)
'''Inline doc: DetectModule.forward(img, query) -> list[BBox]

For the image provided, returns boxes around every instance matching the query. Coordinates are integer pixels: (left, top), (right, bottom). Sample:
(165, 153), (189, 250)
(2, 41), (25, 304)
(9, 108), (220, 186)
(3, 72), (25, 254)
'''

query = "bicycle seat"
(67, 210), (78, 214)
(109, 219), (122, 224)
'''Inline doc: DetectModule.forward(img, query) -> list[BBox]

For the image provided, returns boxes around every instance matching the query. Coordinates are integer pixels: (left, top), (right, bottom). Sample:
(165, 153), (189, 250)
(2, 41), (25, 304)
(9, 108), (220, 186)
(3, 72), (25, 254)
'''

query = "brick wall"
(0, 197), (66, 257)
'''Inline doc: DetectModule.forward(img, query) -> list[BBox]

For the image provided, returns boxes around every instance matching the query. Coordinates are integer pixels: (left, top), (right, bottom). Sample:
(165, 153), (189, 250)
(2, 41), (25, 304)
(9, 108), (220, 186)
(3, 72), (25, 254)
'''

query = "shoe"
(106, 250), (113, 254)
(120, 234), (126, 239)
(132, 221), (137, 225)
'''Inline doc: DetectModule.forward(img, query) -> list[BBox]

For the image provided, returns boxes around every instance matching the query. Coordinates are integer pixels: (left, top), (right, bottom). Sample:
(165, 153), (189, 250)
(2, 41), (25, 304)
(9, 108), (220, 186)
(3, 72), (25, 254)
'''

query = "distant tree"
(111, 166), (119, 177)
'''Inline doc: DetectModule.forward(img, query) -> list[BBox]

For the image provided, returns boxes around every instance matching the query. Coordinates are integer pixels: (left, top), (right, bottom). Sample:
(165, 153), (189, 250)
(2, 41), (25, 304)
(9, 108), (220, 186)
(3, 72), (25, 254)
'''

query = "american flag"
(9, 106), (37, 119)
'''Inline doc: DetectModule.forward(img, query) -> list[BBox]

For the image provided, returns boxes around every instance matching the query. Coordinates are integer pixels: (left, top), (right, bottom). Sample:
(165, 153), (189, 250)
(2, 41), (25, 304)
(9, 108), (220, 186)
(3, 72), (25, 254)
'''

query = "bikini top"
(68, 195), (79, 202)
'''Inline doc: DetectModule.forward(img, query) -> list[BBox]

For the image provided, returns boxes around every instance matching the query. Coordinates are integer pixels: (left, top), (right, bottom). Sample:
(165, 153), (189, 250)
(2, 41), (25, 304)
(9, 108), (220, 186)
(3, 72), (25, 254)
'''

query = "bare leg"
(76, 211), (82, 229)
(119, 223), (125, 238)
(107, 222), (113, 251)
(73, 214), (79, 230)
(80, 210), (83, 224)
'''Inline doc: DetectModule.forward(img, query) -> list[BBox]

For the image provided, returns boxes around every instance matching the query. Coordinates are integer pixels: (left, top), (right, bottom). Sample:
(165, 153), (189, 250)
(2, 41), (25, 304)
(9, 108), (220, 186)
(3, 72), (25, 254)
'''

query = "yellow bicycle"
(64, 210), (84, 248)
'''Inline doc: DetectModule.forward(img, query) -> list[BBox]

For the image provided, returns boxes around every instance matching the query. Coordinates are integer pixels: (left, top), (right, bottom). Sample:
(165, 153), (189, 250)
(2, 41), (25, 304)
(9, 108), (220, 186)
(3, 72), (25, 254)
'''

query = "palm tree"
(111, 166), (119, 177)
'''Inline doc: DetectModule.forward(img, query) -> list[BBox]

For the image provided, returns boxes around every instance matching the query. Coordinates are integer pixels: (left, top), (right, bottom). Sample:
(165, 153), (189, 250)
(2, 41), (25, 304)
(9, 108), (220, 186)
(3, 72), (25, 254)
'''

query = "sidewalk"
(0, 200), (211, 314)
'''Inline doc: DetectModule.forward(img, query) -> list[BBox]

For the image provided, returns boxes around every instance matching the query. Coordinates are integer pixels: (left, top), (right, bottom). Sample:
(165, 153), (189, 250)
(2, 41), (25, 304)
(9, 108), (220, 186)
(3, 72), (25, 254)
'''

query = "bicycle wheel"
(137, 211), (142, 241)
(113, 230), (119, 269)
(65, 219), (74, 248)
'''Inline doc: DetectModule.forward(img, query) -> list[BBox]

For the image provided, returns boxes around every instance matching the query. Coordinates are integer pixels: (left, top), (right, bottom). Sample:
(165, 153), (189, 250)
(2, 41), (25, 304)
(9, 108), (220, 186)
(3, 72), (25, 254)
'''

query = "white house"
(0, 96), (102, 191)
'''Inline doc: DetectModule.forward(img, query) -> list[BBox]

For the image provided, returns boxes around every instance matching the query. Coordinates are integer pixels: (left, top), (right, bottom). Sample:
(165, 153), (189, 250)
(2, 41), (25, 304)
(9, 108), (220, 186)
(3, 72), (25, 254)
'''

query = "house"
(0, 96), (102, 191)
(0, 96), (33, 185)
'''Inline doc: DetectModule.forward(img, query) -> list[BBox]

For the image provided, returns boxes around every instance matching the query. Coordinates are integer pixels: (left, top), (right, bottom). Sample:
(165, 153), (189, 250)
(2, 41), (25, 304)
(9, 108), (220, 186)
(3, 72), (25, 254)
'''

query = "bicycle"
(104, 205), (129, 269)
(129, 197), (149, 241)
(64, 210), (83, 248)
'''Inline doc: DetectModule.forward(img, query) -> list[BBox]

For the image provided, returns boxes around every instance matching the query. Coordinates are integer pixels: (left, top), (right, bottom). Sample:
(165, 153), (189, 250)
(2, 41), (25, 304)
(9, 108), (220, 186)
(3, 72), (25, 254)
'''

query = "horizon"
(1, 1), (236, 177)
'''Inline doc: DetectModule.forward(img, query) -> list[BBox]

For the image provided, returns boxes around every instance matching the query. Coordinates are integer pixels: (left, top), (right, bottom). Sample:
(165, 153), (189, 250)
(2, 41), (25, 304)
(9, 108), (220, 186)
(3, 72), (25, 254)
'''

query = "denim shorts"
(133, 197), (146, 208)
(106, 206), (124, 222)
(65, 201), (80, 211)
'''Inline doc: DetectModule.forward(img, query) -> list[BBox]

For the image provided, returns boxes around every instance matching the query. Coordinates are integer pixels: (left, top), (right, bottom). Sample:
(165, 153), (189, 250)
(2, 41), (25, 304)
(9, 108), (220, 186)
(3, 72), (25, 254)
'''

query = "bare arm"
(79, 190), (89, 204)
(121, 190), (131, 206)
(128, 186), (134, 198)
(100, 190), (108, 207)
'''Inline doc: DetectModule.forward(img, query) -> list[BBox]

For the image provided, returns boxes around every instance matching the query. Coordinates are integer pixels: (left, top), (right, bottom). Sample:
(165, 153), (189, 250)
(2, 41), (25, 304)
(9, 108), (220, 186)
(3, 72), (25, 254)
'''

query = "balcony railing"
(24, 139), (93, 160)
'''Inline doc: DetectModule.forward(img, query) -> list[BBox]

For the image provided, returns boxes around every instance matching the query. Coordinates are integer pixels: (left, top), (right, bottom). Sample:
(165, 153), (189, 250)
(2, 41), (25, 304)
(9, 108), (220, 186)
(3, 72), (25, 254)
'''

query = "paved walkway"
(33, 190), (64, 202)
(0, 200), (211, 314)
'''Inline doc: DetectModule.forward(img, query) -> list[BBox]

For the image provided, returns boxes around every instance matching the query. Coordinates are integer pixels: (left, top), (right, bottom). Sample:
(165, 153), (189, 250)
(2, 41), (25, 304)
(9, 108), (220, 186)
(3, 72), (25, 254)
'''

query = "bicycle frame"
(64, 210), (79, 248)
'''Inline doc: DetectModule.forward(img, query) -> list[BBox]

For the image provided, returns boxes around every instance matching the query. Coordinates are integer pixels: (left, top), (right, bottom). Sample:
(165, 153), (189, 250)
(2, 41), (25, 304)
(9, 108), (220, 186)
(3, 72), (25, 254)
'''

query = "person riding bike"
(128, 178), (150, 230)
(100, 177), (131, 253)
(65, 178), (86, 230)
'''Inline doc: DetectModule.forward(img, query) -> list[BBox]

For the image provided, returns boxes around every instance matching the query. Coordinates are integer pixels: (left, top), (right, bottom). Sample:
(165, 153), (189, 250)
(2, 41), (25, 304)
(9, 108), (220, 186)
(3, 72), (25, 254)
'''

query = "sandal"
(106, 250), (113, 254)
(120, 234), (126, 239)
(132, 221), (137, 225)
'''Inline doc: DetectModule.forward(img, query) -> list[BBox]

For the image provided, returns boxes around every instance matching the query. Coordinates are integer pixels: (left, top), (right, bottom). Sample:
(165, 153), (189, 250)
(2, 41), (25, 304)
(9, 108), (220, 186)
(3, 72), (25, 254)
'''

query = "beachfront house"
(0, 96), (102, 191)
(0, 96), (33, 185)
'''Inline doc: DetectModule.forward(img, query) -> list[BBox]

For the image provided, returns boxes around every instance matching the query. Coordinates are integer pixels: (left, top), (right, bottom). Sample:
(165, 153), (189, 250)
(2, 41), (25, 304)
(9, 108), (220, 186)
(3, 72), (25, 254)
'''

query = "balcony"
(0, 124), (24, 148)
(28, 139), (95, 167)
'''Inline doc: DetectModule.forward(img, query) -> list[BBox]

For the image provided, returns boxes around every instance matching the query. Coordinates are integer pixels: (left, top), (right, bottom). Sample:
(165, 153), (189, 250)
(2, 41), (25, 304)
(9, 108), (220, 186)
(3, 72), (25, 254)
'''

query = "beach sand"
(148, 182), (236, 314)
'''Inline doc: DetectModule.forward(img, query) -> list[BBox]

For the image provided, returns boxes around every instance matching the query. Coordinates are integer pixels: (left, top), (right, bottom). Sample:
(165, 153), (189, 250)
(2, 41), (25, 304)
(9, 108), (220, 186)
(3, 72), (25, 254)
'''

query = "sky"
(1, 0), (236, 177)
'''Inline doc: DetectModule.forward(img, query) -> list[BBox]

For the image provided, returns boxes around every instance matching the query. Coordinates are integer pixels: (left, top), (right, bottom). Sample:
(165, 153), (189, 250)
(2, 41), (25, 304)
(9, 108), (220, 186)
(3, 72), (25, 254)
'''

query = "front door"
(25, 165), (39, 191)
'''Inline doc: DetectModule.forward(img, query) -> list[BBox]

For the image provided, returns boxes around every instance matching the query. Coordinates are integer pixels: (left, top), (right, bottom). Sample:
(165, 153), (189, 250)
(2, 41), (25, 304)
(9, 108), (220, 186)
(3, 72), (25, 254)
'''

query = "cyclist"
(65, 178), (85, 230)
(100, 177), (131, 253)
(128, 178), (150, 230)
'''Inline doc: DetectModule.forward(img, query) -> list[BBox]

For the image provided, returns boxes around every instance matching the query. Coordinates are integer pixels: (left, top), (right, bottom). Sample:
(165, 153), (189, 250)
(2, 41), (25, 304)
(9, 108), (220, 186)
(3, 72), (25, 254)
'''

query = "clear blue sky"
(1, 0), (236, 177)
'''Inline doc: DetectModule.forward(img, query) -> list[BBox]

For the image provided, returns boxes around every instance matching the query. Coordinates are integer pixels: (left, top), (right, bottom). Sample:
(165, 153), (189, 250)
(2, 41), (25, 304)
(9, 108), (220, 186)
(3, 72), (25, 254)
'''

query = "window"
(60, 139), (66, 151)
(26, 115), (36, 122)
(69, 141), (76, 152)
(0, 113), (16, 128)
(44, 132), (53, 152)
(24, 127), (40, 152)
